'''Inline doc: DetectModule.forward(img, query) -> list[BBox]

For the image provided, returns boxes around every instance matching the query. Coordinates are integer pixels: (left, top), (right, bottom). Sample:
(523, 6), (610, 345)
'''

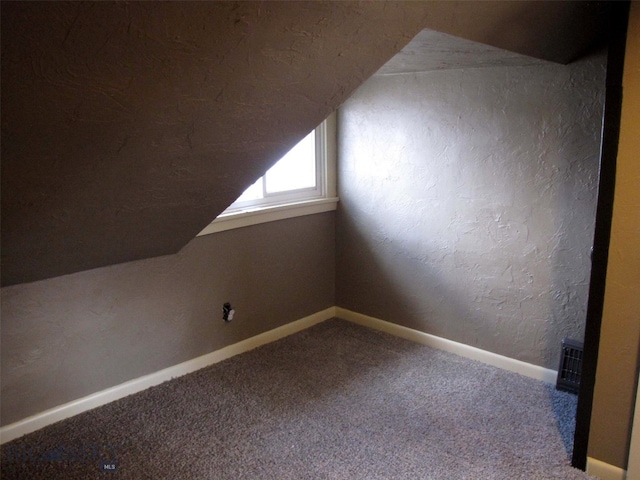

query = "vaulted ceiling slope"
(1, 1), (608, 286)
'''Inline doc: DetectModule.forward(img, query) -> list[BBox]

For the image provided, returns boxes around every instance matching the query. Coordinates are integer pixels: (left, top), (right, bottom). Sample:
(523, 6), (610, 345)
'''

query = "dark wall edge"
(572, 0), (630, 471)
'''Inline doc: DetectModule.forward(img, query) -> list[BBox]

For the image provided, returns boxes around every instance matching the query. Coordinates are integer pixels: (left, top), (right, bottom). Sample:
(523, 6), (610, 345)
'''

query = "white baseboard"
(0, 307), (335, 445)
(335, 307), (558, 384)
(587, 457), (627, 480)
(0, 306), (560, 444)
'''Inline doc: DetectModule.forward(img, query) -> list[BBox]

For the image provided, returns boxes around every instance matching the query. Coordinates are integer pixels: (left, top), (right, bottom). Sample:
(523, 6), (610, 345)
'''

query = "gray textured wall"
(336, 52), (606, 369)
(1, 213), (335, 426)
(0, 1), (430, 286)
(1, 1), (608, 287)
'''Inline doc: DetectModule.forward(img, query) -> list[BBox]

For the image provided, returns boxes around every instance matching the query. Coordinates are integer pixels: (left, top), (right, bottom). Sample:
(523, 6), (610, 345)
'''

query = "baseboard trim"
(335, 307), (558, 384)
(586, 457), (627, 480)
(0, 307), (335, 445)
(0, 306), (560, 444)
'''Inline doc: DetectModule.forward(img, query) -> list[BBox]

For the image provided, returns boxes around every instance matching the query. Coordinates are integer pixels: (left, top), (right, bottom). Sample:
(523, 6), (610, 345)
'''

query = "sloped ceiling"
(1, 1), (608, 286)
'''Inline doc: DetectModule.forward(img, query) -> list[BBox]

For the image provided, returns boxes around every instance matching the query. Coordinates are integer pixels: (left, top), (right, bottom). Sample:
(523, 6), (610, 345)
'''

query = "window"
(198, 113), (337, 236)
(226, 122), (324, 212)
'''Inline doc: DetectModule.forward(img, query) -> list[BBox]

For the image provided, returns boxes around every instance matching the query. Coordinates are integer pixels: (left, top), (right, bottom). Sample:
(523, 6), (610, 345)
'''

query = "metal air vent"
(556, 338), (584, 394)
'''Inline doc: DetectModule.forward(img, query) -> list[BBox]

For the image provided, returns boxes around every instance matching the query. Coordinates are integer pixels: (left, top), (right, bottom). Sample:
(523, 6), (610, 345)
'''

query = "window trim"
(197, 197), (339, 235)
(197, 112), (337, 236)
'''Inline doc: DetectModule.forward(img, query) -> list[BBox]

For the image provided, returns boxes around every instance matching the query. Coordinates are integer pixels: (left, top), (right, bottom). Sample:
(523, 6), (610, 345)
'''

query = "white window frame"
(198, 112), (338, 236)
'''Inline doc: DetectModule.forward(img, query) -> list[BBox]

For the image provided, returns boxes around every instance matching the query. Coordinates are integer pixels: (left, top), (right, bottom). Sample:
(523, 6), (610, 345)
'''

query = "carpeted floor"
(1, 318), (594, 479)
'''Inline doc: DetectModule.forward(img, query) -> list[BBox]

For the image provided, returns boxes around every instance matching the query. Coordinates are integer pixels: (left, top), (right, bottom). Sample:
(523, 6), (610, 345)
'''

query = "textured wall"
(0, 1), (430, 286)
(0, 213), (335, 426)
(1, 1), (608, 287)
(589, 2), (640, 468)
(336, 53), (606, 369)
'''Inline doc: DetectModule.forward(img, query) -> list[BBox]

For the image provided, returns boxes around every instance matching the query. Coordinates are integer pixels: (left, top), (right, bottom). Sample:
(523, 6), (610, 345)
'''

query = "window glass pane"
(265, 130), (316, 194)
(235, 176), (263, 202)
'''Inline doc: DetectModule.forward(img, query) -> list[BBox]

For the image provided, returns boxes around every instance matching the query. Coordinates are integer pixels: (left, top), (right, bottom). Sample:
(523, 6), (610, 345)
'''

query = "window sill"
(197, 197), (339, 236)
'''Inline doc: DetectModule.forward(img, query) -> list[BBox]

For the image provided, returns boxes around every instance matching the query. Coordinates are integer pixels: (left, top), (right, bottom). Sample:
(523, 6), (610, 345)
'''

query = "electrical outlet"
(222, 302), (235, 322)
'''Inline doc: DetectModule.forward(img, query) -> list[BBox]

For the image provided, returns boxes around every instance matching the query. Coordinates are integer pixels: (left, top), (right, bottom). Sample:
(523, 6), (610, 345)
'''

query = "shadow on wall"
(335, 49), (606, 371)
(335, 202), (496, 345)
